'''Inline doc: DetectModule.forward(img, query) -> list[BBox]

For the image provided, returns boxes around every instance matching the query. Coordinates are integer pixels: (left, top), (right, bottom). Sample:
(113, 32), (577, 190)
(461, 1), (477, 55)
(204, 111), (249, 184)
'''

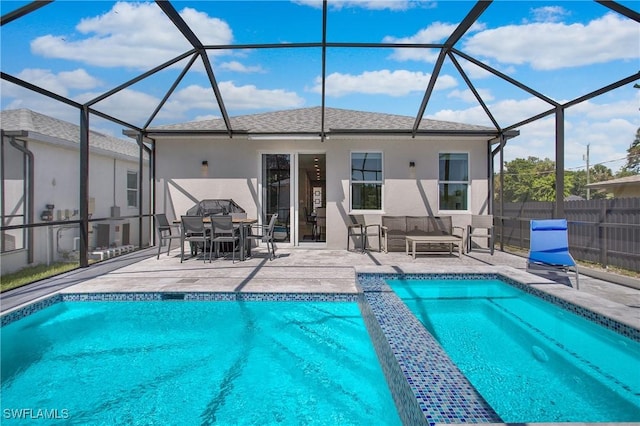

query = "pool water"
(1, 300), (401, 425)
(389, 278), (640, 423)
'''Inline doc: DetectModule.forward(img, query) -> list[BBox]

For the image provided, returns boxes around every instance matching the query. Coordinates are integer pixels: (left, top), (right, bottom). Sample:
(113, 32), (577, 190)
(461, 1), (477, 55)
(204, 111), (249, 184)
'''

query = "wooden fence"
(495, 197), (640, 272)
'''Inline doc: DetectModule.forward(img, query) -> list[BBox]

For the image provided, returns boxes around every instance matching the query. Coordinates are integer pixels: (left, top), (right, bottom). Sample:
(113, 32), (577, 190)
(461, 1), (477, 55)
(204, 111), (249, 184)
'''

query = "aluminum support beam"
(555, 107), (565, 218)
(144, 53), (200, 129)
(413, 1), (492, 134)
(155, 0), (232, 136)
(85, 50), (196, 107)
(1, 0), (53, 26)
(596, 0), (640, 22)
(448, 51), (501, 130)
(320, 0), (328, 141)
(79, 108), (90, 267)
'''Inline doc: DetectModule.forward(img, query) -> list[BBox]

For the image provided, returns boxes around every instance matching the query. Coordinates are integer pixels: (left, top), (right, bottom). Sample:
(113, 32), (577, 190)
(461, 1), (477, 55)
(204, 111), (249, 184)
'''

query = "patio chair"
(155, 213), (182, 259)
(245, 213), (278, 260)
(210, 215), (240, 263)
(527, 219), (579, 289)
(347, 215), (381, 253)
(467, 214), (494, 254)
(180, 215), (212, 263)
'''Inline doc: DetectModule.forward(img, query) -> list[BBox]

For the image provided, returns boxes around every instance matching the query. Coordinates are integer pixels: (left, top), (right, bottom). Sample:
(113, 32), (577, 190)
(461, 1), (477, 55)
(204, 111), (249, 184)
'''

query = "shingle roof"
(1, 109), (141, 158)
(151, 106), (497, 134)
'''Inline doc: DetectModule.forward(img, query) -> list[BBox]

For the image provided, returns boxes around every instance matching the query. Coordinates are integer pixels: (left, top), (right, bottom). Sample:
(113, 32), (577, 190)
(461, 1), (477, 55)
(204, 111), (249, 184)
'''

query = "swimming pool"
(387, 276), (640, 423)
(1, 294), (401, 425)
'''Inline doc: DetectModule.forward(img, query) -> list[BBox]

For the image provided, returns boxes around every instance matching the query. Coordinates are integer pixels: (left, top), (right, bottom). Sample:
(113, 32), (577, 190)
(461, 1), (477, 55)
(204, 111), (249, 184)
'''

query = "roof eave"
(131, 128), (513, 140)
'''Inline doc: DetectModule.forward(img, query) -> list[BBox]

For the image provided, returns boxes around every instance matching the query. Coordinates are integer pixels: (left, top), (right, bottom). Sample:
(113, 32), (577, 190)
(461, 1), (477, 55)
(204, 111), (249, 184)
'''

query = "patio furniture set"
(155, 212), (277, 263)
(349, 214), (577, 287)
(348, 214), (493, 259)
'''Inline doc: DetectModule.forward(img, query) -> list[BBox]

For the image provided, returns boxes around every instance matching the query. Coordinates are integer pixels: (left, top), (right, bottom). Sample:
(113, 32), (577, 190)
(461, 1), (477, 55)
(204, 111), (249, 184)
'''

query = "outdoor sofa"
(381, 215), (464, 253)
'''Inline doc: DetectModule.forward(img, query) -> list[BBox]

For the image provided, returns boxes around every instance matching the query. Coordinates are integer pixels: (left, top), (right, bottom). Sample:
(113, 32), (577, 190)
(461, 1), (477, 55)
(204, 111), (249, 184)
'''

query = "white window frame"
(350, 151), (384, 213)
(438, 152), (470, 213)
(126, 170), (138, 208)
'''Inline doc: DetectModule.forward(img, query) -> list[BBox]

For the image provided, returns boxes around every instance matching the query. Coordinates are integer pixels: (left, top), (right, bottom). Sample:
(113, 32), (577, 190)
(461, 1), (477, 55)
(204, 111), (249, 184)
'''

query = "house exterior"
(147, 107), (512, 250)
(586, 175), (640, 198)
(1, 109), (150, 275)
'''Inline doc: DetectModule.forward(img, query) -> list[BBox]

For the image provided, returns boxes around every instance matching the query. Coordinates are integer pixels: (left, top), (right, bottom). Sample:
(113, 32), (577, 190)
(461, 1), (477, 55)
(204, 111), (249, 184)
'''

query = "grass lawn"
(1, 262), (79, 292)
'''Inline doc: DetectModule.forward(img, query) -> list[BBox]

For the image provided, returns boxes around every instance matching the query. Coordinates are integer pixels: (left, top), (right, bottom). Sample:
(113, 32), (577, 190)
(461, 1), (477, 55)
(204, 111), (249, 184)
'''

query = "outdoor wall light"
(201, 160), (209, 177)
(409, 161), (415, 169)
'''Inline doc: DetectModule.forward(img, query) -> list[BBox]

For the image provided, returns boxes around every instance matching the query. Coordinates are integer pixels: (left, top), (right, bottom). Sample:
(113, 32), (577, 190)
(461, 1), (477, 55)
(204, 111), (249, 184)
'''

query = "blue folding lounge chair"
(527, 219), (579, 289)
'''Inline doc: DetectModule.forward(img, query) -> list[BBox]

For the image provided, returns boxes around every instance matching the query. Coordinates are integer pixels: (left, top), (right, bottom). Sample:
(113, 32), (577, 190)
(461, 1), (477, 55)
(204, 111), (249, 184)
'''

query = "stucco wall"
(1, 138), (150, 275)
(155, 135), (492, 250)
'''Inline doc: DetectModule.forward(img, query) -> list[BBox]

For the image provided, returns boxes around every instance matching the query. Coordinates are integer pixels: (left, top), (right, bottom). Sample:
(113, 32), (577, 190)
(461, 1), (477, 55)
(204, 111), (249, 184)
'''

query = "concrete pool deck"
(3, 245), (639, 320)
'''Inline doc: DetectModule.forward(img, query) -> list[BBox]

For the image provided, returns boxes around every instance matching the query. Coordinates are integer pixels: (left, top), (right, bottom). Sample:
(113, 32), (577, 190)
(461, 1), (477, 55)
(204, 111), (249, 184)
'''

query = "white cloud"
(218, 82), (305, 109)
(76, 88), (163, 124)
(314, 69), (457, 97)
(448, 88), (494, 103)
(384, 22), (466, 62)
(529, 6), (570, 23)
(193, 114), (221, 122)
(171, 82), (305, 111)
(429, 95), (637, 171)
(218, 61), (265, 73)
(463, 13), (639, 70)
(295, 0), (434, 11)
(13, 68), (101, 97)
(30, 2), (233, 69)
(428, 96), (551, 127)
(569, 96), (640, 121)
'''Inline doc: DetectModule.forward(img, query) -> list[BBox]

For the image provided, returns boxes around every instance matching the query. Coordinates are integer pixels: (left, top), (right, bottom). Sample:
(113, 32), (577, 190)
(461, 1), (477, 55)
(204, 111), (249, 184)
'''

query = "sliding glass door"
(262, 154), (291, 243)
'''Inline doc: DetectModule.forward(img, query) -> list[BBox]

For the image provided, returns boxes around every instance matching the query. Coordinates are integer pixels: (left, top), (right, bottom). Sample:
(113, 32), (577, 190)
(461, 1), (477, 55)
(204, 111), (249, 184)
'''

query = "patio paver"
(2, 246), (639, 322)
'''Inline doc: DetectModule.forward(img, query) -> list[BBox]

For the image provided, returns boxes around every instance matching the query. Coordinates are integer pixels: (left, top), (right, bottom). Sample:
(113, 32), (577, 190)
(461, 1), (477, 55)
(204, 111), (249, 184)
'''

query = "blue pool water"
(388, 278), (640, 423)
(1, 300), (401, 425)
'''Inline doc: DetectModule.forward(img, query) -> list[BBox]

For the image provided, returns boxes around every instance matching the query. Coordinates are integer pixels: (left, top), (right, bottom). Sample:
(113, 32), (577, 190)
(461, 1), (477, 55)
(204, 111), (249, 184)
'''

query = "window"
(439, 153), (469, 211)
(127, 171), (138, 208)
(1, 137), (27, 253)
(351, 152), (383, 210)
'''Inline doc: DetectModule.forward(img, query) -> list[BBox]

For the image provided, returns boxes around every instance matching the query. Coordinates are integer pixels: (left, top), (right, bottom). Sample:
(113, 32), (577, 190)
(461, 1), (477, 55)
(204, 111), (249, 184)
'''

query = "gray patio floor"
(2, 245), (640, 328)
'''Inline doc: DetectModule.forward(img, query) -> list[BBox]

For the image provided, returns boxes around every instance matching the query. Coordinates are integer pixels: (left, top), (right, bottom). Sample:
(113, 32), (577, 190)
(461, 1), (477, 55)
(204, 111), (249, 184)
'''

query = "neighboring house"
(1, 109), (150, 275)
(586, 175), (640, 198)
(145, 107), (514, 250)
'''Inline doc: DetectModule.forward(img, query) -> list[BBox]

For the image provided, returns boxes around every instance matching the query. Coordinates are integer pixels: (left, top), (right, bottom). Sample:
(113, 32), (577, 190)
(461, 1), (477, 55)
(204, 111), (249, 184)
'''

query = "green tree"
(497, 156), (574, 202)
(570, 164), (612, 199)
(622, 127), (640, 174)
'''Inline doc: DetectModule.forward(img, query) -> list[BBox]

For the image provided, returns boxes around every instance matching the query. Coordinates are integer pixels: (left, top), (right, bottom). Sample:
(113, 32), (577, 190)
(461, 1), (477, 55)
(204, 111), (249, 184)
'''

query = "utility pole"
(583, 144), (590, 200)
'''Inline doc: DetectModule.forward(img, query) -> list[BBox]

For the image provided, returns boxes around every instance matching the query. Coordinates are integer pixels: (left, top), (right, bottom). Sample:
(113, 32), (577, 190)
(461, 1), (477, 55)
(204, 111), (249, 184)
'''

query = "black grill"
(186, 199), (245, 216)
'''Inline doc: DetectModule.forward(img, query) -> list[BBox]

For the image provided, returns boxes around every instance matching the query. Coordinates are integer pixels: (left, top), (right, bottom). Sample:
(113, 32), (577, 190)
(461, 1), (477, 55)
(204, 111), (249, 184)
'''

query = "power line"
(499, 153), (639, 177)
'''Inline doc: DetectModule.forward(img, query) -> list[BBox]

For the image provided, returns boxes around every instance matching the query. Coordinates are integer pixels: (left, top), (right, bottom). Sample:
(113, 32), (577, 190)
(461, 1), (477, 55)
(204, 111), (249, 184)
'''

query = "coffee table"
(405, 235), (463, 259)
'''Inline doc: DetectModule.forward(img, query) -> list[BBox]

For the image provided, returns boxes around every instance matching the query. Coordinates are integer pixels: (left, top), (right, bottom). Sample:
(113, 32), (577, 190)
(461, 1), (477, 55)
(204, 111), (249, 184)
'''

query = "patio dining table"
(174, 217), (258, 261)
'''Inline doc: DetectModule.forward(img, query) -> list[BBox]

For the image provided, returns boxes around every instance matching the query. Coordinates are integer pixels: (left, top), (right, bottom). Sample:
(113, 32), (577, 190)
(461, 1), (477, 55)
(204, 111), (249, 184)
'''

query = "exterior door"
(297, 153), (325, 244)
(261, 154), (291, 244)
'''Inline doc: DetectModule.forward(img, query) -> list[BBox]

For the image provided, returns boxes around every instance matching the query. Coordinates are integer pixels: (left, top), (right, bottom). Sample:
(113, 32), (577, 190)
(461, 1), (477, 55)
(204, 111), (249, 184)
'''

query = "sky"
(1, 0), (638, 173)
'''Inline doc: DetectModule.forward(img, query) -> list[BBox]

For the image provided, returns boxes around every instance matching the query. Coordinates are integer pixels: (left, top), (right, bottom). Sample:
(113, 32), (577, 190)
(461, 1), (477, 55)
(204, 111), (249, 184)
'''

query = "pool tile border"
(1, 293), (62, 327)
(0, 292), (358, 326)
(358, 274), (501, 426)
